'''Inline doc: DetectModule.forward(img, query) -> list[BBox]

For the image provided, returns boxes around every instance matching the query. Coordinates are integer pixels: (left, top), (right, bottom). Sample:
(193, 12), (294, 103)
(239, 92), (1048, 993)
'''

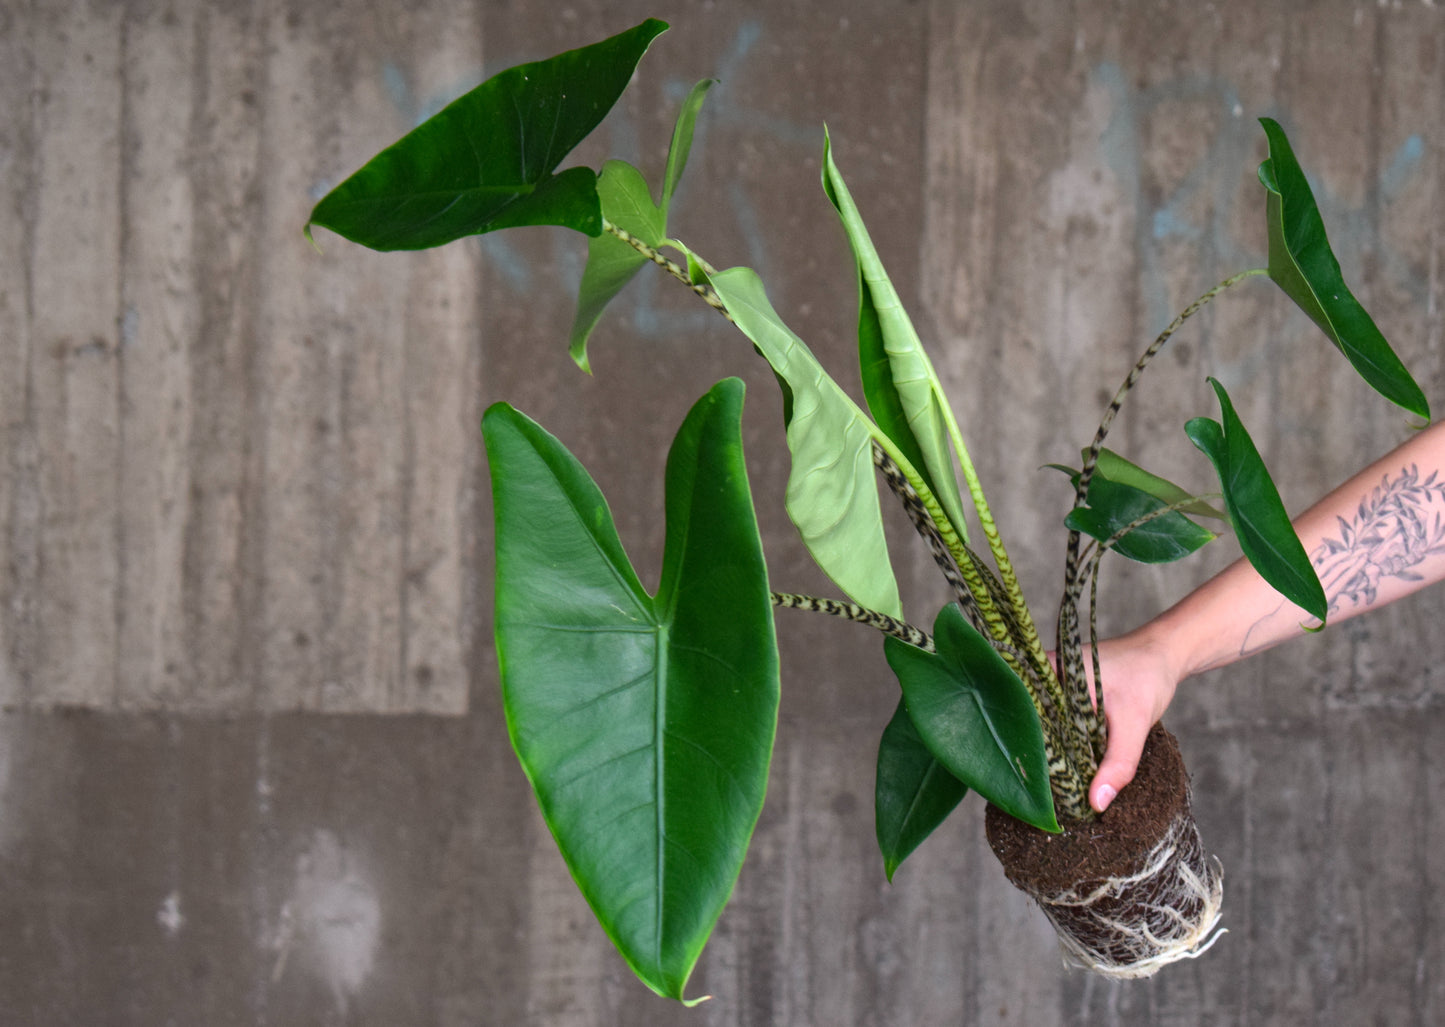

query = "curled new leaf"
(569, 79), (716, 371)
(884, 604), (1058, 833)
(1185, 377), (1328, 623)
(483, 377), (778, 1003)
(1258, 118), (1429, 419)
(306, 19), (667, 250)
(568, 160), (667, 371)
(661, 78), (715, 211)
(822, 133), (970, 544)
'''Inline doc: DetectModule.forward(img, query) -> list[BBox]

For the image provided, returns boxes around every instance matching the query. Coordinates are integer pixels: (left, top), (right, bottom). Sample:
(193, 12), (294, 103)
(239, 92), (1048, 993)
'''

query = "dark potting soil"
(984, 724), (1190, 893)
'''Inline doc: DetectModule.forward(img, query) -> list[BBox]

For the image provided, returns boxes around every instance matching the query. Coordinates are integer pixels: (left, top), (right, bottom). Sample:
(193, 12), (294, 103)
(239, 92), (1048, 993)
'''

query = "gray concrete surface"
(2, 0), (1443, 1023)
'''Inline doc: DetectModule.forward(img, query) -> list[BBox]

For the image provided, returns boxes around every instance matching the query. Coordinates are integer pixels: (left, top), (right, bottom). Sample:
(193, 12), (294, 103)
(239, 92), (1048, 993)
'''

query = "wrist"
(1125, 607), (1198, 689)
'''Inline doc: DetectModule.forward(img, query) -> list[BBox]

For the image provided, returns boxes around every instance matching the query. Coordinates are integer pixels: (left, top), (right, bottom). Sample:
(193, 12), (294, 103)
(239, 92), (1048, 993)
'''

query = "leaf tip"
(568, 339), (594, 375)
(881, 852), (901, 883)
(480, 400), (517, 435)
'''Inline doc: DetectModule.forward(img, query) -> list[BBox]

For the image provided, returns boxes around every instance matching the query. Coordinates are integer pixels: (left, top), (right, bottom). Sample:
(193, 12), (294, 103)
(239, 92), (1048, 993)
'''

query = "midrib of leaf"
(541, 82), (567, 171)
(652, 622), (670, 986)
(329, 182), (544, 206)
(1233, 499), (1311, 588)
(892, 760), (953, 850)
(968, 691), (1029, 791)
(509, 620), (654, 635)
(546, 472), (653, 622)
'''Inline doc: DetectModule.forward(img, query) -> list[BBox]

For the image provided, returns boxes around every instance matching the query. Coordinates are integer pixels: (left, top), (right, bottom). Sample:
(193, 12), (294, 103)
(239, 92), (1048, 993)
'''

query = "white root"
(1031, 812), (1226, 979)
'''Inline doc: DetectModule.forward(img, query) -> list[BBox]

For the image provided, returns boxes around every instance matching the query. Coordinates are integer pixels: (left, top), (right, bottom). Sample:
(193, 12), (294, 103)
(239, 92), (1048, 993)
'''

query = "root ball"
(985, 725), (1224, 978)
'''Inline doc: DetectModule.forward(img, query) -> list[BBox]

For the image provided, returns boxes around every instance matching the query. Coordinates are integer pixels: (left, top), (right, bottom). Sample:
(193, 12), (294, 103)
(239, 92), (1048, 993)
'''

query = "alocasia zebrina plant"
(306, 19), (1429, 1001)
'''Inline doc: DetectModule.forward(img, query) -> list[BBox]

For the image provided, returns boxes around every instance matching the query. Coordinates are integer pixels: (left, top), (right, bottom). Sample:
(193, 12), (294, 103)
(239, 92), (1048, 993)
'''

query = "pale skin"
(1087, 418), (1445, 813)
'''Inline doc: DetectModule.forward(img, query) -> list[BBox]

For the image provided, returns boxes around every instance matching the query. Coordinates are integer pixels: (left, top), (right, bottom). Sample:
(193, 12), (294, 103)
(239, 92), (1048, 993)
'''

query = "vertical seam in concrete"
(467, 5), (492, 717)
(1362, 6), (1388, 464)
(241, 1), (277, 712)
(179, 1), (209, 709)
(1239, 733), (1254, 1023)
(397, 267), (413, 712)
(10, 9), (41, 708)
(325, 293), (349, 711)
(113, 3), (133, 711)
(1318, 707), (1338, 1023)
(1413, 717), (1430, 1026)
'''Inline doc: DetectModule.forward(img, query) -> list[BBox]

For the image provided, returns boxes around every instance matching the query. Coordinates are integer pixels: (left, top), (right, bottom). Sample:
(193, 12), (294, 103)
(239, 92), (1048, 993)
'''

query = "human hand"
(1058, 629), (1182, 814)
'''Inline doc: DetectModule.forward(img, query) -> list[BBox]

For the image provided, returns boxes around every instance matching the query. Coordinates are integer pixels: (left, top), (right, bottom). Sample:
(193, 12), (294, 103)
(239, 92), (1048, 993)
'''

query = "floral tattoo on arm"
(1240, 464), (1445, 655)
(1311, 464), (1445, 614)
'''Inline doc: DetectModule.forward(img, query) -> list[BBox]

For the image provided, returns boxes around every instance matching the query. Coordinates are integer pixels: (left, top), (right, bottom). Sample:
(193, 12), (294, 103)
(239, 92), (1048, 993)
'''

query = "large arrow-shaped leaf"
(705, 266), (903, 619)
(1258, 118), (1429, 419)
(875, 698), (968, 881)
(306, 19), (667, 250)
(1185, 377), (1328, 623)
(884, 604), (1058, 832)
(569, 79), (715, 372)
(821, 134), (970, 545)
(483, 377), (778, 1003)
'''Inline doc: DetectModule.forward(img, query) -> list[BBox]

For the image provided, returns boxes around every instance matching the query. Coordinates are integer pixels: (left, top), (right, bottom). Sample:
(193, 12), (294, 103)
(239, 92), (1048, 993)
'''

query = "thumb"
(1089, 710), (1152, 813)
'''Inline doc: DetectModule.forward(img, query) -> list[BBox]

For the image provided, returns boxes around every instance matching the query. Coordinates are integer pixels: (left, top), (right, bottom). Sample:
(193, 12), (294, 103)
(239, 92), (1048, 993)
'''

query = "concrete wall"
(2, 0), (1443, 1023)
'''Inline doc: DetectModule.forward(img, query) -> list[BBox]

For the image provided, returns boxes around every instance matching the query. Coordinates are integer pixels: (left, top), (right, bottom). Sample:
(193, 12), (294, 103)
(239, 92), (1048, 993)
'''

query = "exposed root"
(1032, 811), (1225, 979)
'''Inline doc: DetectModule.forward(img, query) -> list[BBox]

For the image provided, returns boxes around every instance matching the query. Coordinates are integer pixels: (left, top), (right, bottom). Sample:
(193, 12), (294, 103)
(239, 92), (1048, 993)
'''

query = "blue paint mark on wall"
(1093, 61), (1260, 336)
(1382, 134), (1424, 198)
(1092, 61), (1430, 359)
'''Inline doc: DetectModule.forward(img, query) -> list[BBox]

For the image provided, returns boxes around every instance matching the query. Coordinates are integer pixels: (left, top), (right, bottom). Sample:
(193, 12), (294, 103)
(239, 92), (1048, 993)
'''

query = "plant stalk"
(771, 591), (933, 651)
(1058, 268), (1265, 770)
(603, 219), (733, 321)
(618, 216), (1105, 816)
(1071, 269), (1266, 514)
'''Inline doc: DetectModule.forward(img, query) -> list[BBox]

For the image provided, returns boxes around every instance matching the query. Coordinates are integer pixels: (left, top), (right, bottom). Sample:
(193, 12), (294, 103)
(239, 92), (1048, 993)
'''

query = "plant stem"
(771, 591), (933, 651)
(1057, 268), (1266, 778)
(617, 216), (1102, 814)
(602, 219), (733, 321)
(941, 415), (1052, 669)
(870, 441), (1090, 813)
(1072, 268), (1266, 524)
(610, 220), (995, 636)
(870, 442), (988, 629)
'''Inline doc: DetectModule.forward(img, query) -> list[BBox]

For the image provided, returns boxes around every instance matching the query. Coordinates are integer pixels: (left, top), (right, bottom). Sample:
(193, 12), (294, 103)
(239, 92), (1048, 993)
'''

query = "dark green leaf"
(1185, 377), (1327, 622)
(1090, 448), (1226, 521)
(306, 19), (667, 250)
(706, 265), (903, 619)
(483, 377), (778, 1003)
(822, 133), (970, 543)
(1258, 118), (1429, 419)
(884, 604), (1058, 832)
(875, 698), (968, 882)
(1066, 476), (1217, 564)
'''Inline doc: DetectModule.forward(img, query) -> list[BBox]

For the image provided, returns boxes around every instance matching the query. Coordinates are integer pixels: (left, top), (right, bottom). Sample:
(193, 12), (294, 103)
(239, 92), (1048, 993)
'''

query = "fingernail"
(1096, 784), (1117, 812)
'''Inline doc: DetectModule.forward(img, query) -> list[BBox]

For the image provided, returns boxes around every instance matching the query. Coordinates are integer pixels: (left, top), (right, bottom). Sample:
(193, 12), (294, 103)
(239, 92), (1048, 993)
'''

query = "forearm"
(1139, 419), (1445, 681)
